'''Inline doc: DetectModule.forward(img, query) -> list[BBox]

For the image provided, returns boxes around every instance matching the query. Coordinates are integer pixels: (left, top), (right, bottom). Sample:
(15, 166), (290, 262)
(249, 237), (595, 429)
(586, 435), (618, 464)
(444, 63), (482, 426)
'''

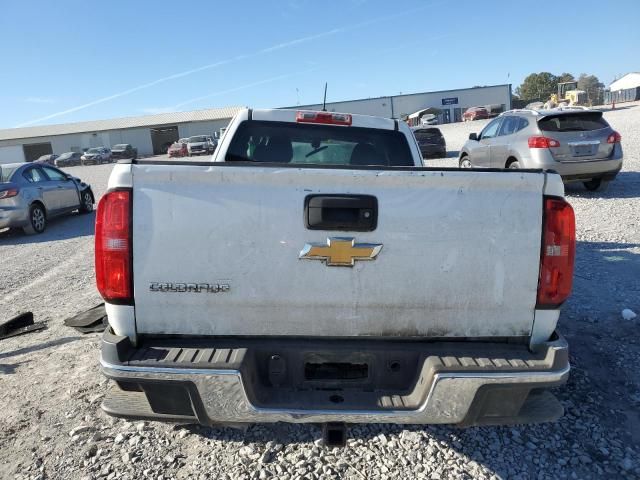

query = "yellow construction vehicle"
(546, 81), (588, 108)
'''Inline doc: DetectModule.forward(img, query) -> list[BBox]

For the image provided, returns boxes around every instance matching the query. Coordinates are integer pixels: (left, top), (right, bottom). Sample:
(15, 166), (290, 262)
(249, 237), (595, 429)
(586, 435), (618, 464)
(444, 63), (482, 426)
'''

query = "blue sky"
(1, 0), (638, 129)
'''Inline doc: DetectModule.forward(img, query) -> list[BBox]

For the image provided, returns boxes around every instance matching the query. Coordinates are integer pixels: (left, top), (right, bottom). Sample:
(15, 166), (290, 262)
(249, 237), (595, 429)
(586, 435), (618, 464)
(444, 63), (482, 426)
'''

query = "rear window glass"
(538, 113), (608, 132)
(0, 166), (19, 182)
(413, 129), (442, 142)
(414, 128), (441, 135)
(226, 121), (414, 167)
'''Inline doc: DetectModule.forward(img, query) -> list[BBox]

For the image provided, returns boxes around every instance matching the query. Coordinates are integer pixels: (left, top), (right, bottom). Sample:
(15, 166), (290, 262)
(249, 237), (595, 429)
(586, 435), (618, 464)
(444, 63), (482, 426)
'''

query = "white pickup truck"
(96, 109), (575, 442)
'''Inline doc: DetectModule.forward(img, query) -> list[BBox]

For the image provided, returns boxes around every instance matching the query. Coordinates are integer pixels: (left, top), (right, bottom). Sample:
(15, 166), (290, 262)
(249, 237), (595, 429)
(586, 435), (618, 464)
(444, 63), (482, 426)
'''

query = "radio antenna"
(322, 83), (328, 111)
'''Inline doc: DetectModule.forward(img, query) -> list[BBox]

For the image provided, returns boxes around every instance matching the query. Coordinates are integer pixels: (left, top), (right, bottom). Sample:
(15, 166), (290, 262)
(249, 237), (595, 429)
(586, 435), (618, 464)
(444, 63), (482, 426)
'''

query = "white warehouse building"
(286, 84), (512, 124)
(0, 106), (243, 164)
(0, 84), (511, 164)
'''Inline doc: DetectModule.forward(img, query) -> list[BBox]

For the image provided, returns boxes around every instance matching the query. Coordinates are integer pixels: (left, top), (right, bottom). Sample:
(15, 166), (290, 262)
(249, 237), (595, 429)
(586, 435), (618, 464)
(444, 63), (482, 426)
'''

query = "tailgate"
(132, 165), (545, 338)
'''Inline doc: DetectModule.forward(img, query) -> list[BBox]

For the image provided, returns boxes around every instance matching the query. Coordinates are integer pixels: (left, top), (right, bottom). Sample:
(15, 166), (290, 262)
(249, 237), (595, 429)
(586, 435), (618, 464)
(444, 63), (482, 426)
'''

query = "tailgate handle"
(304, 194), (377, 231)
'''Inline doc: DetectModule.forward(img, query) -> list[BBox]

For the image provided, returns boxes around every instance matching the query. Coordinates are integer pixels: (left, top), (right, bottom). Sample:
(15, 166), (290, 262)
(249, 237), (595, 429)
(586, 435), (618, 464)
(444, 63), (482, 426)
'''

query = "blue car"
(0, 162), (94, 234)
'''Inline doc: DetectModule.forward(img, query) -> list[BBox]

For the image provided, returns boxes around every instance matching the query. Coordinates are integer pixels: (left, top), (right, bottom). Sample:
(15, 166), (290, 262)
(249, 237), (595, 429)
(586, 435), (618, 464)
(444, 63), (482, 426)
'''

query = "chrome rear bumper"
(101, 330), (569, 426)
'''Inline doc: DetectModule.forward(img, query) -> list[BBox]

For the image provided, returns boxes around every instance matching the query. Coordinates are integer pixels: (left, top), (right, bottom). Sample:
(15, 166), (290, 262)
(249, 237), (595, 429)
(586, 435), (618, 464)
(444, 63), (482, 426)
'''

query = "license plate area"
(569, 142), (598, 157)
(305, 361), (369, 381)
(302, 353), (373, 387)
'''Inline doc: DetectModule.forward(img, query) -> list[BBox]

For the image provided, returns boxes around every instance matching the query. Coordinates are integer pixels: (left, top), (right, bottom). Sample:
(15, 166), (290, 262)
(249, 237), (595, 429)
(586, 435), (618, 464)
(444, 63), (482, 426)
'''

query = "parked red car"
(462, 107), (489, 122)
(167, 142), (188, 158)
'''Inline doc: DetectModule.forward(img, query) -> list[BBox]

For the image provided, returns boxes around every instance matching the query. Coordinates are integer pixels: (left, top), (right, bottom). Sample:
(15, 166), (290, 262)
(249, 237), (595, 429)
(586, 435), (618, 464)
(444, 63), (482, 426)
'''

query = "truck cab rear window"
(538, 113), (609, 132)
(225, 121), (414, 167)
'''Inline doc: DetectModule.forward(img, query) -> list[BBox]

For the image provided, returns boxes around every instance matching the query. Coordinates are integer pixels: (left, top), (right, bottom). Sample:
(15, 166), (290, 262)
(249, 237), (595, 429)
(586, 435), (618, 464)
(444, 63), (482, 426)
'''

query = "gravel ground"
(1, 104), (639, 480)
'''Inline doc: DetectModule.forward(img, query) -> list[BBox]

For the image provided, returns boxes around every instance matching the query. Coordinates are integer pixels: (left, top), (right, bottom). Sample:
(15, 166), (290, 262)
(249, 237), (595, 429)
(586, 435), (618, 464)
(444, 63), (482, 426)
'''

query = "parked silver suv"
(459, 108), (623, 191)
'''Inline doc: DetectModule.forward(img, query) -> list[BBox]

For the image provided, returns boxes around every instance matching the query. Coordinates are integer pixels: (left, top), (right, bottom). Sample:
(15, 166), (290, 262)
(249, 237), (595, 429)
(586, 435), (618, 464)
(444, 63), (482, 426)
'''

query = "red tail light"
(0, 188), (19, 199)
(528, 136), (560, 148)
(95, 189), (132, 304)
(296, 110), (352, 125)
(537, 197), (575, 308)
(607, 131), (621, 144)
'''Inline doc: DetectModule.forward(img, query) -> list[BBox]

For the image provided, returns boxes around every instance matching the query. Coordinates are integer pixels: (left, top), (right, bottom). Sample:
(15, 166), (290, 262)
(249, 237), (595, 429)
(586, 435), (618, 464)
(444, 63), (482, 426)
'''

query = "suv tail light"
(537, 197), (575, 308)
(528, 136), (560, 148)
(95, 189), (132, 304)
(0, 188), (19, 199)
(607, 131), (621, 144)
(296, 111), (352, 126)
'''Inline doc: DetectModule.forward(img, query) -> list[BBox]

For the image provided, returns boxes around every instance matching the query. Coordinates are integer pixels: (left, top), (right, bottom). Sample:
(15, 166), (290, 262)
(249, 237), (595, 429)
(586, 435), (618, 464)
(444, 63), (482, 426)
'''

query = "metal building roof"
(287, 84), (512, 110)
(609, 72), (640, 91)
(0, 106), (245, 141)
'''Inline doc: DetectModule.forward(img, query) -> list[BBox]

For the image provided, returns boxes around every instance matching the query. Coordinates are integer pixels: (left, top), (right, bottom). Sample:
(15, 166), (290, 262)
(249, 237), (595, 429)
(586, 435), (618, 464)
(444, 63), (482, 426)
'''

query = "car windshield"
(87, 148), (100, 153)
(37, 155), (51, 160)
(188, 136), (208, 143)
(113, 144), (128, 149)
(58, 152), (73, 159)
(538, 112), (609, 132)
(0, 164), (22, 182)
(226, 120), (413, 166)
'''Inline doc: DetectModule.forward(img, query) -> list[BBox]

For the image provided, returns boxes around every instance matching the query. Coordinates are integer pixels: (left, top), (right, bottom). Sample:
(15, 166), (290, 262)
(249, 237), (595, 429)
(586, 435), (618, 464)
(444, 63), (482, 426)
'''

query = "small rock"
(114, 433), (126, 444)
(259, 450), (274, 464)
(239, 446), (255, 457)
(622, 309), (637, 320)
(69, 425), (92, 437)
(86, 444), (98, 458)
(621, 458), (634, 470)
(402, 430), (421, 444)
(135, 422), (146, 433)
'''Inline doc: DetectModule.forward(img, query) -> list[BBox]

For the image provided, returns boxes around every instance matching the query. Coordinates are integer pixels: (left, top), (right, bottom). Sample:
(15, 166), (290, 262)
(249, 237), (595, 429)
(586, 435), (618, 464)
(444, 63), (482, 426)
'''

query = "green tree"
(557, 72), (575, 84)
(577, 73), (605, 105)
(515, 72), (558, 101)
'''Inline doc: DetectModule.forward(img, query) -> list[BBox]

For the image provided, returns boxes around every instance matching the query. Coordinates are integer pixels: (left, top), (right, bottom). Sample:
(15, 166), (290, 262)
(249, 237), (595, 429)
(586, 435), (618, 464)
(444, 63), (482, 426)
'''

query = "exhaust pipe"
(323, 422), (347, 447)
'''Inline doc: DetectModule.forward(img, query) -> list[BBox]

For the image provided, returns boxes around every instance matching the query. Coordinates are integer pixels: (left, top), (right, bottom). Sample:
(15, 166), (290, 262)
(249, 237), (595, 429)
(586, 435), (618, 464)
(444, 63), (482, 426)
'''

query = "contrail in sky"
(170, 32), (456, 110)
(15, 2), (437, 127)
(171, 67), (322, 109)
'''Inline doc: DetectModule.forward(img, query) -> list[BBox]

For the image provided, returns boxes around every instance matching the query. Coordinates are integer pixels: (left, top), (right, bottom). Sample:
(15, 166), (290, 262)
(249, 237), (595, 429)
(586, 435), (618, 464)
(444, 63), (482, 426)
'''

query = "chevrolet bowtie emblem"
(299, 237), (383, 267)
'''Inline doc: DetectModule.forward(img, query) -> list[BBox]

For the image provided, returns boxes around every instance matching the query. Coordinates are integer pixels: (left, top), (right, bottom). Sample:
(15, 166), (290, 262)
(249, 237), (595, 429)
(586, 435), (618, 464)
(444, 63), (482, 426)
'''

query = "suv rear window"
(538, 112), (609, 132)
(413, 128), (442, 143)
(413, 128), (441, 136)
(226, 121), (414, 167)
